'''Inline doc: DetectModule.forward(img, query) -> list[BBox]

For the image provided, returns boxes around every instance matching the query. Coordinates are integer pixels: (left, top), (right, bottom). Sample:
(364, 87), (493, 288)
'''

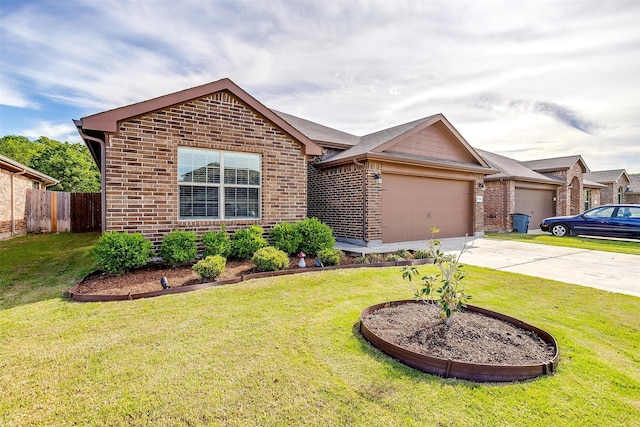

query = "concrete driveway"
(336, 237), (640, 297)
(457, 238), (640, 297)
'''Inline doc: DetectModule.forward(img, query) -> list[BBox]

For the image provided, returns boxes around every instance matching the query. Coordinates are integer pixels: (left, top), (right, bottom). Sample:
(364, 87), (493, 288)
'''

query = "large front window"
(178, 147), (260, 219)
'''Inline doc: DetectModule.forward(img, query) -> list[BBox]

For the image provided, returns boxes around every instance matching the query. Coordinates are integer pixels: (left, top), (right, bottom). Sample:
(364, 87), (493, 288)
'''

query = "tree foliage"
(0, 135), (100, 192)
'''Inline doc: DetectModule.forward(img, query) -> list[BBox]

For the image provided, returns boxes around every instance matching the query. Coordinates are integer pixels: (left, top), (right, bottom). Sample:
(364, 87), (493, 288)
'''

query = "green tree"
(0, 135), (45, 165)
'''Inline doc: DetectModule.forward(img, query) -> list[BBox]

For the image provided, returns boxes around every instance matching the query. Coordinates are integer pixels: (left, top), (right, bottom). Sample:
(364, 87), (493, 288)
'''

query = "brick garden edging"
(69, 259), (432, 303)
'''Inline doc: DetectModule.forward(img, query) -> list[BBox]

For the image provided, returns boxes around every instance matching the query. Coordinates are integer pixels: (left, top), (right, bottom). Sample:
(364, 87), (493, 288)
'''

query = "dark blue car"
(540, 204), (640, 238)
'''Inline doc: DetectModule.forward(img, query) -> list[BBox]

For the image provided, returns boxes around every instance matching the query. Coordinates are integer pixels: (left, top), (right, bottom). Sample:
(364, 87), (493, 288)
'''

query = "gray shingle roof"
(272, 110), (360, 147)
(519, 155), (588, 172)
(475, 149), (562, 184)
(584, 169), (628, 184)
(628, 174), (640, 193)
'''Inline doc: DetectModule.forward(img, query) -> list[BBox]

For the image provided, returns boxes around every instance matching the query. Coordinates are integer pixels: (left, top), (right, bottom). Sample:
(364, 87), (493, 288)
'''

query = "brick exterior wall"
(473, 174), (485, 235)
(549, 163), (583, 216)
(0, 169), (34, 239)
(307, 160), (366, 242)
(104, 91), (309, 246)
(483, 180), (515, 232)
(601, 177), (630, 205)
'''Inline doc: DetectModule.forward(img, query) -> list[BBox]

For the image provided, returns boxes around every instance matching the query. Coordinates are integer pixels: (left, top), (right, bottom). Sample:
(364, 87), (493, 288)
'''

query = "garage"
(515, 188), (556, 230)
(382, 174), (473, 242)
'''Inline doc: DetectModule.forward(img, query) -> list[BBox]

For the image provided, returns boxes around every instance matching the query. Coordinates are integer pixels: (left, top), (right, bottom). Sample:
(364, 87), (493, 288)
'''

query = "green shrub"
(158, 230), (197, 266)
(366, 252), (384, 263)
(230, 225), (267, 259)
(316, 248), (344, 266)
(394, 249), (412, 259)
(269, 222), (303, 255)
(296, 218), (335, 256)
(92, 231), (154, 275)
(251, 246), (290, 271)
(202, 226), (231, 258)
(412, 249), (432, 259)
(192, 255), (226, 281)
(355, 256), (370, 264)
(385, 254), (403, 262)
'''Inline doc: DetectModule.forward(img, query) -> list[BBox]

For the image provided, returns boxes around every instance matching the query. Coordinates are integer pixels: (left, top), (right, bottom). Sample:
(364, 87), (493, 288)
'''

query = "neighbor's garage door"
(515, 188), (555, 230)
(382, 174), (472, 243)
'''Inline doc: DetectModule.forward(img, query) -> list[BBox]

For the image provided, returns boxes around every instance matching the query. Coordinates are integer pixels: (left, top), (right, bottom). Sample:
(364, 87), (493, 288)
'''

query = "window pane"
(224, 187), (259, 218)
(224, 152), (260, 185)
(178, 147), (220, 184)
(179, 185), (219, 219)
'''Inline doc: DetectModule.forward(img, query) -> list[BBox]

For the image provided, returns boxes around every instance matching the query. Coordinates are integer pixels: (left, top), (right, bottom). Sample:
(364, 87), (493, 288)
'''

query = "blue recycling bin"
(511, 213), (531, 233)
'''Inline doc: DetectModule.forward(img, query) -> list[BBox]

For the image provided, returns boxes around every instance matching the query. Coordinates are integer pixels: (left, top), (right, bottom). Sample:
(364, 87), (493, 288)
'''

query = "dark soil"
(361, 303), (556, 365)
(75, 256), (356, 295)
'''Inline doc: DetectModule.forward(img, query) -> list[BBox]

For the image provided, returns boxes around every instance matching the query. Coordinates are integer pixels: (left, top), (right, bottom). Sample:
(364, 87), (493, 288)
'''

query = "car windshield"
(583, 206), (616, 218)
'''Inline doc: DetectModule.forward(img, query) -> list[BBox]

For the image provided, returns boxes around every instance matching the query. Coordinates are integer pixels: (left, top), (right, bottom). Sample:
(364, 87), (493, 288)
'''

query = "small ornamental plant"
(401, 227), (471, 326)
(92, 231), (154, 275)
(192, 255), (226, 281)
(251, 246), (289, 272)
(316, 248), (344, 266)
(159, 230), (198, 266)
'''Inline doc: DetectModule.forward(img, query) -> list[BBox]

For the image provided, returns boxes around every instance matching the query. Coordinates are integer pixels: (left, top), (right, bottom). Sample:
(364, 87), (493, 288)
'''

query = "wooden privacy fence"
(26, 189), (101, 234)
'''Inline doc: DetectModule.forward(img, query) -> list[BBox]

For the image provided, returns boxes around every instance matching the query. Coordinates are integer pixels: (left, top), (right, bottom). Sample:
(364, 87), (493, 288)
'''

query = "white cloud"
(1, 0), (639, 170)
(22, 121), (81, 143)
(0, 79), (38, 108)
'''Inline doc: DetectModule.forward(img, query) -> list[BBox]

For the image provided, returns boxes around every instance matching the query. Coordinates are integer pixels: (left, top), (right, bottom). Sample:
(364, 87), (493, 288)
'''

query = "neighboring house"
(626, 174), (640, 204)
(584, 170), (631, 205)
(476, 149), (563, 232)
(75, 79), (322, 246)
(277, 111), (495, 245)
(75, 78), (495, 246)
(0, 154), (58, 240)
(519, 155), (590, 217)
(476, 151), (605, 232)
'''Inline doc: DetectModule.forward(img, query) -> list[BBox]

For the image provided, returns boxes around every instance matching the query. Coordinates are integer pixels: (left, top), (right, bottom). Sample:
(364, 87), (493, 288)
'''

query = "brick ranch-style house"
(584, 169), (631, 205)
(0, 154), (58, 240)
(75, 78), (496, 246)
(477, 152), (606, 232)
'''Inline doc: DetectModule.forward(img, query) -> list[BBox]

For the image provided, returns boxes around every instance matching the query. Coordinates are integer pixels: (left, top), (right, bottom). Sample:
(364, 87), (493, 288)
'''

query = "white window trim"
(178, 147), (261, 221)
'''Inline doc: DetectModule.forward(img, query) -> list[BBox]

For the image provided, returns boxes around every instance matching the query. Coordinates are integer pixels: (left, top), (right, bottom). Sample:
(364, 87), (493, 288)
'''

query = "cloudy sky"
(1, 0), (639, 171)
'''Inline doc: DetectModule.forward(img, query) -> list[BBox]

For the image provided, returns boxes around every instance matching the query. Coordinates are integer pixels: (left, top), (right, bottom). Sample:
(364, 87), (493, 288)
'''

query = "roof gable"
(78, 78), (322, 156)
(317, 114), (491, 171)
(519, 155), (589, 173)
(584, 169), (629, 184)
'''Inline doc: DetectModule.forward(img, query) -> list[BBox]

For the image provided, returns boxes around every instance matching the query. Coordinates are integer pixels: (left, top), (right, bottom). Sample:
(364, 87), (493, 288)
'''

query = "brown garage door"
(382, 174), (472, 242)
(515, 188), (555, 230)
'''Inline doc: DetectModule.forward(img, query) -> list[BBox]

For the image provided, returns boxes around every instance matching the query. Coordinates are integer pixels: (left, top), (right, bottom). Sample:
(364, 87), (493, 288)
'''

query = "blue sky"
(1, 0), (639, 171)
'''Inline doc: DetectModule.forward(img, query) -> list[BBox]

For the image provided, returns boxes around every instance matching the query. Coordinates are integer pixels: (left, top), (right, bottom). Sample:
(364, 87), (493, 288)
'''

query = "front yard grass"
(1, 234), (639, 426)
(486, 232), (640, 255)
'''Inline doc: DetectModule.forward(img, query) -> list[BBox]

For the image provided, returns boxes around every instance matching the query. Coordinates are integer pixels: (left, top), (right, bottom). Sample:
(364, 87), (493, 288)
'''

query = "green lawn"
(1, 234), (639, 426)
(486, 232), (640, 255)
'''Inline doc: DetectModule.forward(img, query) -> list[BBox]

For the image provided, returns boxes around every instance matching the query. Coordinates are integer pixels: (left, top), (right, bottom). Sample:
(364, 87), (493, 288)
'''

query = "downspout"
(353, 159), (367, 244)
(10, 169), (27, 237)
(77, 130), (107, 234)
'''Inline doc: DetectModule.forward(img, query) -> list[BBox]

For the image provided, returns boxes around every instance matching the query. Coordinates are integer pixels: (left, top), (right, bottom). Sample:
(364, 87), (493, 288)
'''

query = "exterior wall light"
(373, 172), (382, 184)
(478, 183), (486, 190)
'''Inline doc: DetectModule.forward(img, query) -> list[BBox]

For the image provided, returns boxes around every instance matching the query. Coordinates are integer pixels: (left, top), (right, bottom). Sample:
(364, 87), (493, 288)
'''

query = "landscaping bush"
(394, 249), (412, 259)
(192, 255), (226, 281)
(92, 231), (154, 275)
(202, 226), (231, 258)
(230, 225), (267, 259)
(316, 248), (344, 266)
(296, 218), (335, 256)
(251, 246), (290, 271)
(385, 254), (403, 262)
(412, 249), (432, 259)
(269, 222), (303, 255)
(158, 230), (198, 266)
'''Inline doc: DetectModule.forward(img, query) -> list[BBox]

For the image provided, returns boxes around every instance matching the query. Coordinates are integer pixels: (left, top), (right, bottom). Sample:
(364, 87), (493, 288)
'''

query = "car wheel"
(551, 224), (569, 237)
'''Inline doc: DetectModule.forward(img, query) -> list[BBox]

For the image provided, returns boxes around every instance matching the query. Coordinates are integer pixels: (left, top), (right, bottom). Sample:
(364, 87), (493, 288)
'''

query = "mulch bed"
(361, 302), (556, 365)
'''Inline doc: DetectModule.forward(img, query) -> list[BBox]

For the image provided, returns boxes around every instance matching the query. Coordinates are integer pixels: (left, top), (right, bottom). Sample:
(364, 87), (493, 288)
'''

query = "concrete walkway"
(335, 237), (640, 297)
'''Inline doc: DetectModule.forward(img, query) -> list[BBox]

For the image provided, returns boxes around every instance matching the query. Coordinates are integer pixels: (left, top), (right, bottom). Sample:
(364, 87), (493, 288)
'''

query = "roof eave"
(79, 78), (322, 156)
